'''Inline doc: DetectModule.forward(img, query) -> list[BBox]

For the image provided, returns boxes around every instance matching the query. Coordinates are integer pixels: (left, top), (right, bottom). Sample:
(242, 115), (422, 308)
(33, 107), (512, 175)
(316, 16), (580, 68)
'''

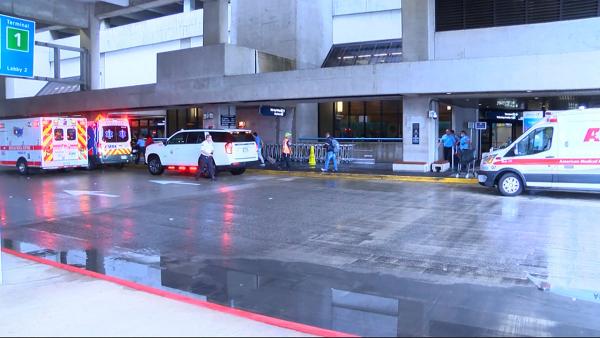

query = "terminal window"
(322, 40), (402, 68)
(436, 0), (600, 31)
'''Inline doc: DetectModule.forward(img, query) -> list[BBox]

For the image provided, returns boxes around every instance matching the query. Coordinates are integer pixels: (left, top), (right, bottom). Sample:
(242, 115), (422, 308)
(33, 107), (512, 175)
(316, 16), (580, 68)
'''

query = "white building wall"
(333, 0), (401, 15)
(435, 17), (600, 60)
(333, 10), (402, 44)
(103, 40), (182, 88)
(332, 0), (401, 44)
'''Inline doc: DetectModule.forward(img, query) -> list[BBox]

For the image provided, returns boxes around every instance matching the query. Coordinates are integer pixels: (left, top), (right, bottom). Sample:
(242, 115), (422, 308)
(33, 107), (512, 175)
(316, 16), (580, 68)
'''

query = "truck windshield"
(102, 126), (129, 143)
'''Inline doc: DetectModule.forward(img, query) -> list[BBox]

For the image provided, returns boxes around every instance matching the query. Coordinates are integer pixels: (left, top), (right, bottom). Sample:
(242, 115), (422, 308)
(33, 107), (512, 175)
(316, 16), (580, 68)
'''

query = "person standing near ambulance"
(196, 133), (216, 181)
(135, 134), (146, 165)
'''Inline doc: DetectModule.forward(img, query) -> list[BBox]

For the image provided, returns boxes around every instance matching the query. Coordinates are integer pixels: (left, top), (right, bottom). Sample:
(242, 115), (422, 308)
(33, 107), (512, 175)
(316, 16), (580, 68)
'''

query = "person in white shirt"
(196, 133), (216, 180)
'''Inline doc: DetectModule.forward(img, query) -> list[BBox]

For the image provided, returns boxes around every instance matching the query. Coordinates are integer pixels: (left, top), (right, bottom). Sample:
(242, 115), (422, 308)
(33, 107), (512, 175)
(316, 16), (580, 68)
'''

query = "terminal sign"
(260, 106), (286, 117)
(0, 14), (35, 78)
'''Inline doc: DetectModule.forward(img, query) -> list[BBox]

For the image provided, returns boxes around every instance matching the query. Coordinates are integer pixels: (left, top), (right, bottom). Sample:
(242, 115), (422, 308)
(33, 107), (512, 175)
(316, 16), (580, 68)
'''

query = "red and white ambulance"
(0, 117), (88, 175)
(479, 109), (600, 196)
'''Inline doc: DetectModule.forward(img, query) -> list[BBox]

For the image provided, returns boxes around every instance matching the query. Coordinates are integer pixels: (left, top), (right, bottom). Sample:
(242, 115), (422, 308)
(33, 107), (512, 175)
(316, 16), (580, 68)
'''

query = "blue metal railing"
(299, 137), (403, 143)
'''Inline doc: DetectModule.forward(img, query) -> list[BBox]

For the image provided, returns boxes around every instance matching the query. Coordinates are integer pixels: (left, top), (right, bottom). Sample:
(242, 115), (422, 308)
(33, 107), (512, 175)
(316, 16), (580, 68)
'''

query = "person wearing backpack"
(321, 132), (339, 173)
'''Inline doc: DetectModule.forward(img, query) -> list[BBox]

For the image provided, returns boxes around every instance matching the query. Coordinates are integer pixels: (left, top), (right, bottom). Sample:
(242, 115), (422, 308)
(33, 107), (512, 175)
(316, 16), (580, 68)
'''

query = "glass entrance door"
(492, 122), (514, 149)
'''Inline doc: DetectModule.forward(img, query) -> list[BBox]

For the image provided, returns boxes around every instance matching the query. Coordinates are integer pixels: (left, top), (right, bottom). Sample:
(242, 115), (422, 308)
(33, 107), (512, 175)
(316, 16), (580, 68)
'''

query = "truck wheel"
(16, 159), (29, 176)
(230, 168), (246, 176)
(147, 156), (164, 176)
(498, 173), (523, 197)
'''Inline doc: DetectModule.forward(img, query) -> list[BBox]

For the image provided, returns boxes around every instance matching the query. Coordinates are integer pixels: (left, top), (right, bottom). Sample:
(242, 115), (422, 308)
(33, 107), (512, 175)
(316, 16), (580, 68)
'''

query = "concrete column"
(401, 0), (435, 61)
(203, 104), (235, 129)
(232, 0), (332, 68)
(294, 103), (318, 141)
(203, 0), (228, 46)
(184, 0), (196, 12)
(0, 77), (6, 101)
(402, 96), (439, 164)
(452, 106), (479, 154)
(80, 4), (102, 90)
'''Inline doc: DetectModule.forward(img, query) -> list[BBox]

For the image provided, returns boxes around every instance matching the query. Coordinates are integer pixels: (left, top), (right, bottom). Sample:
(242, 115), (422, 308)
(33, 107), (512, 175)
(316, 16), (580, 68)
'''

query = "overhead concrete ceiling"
(1, 0), (202, 39)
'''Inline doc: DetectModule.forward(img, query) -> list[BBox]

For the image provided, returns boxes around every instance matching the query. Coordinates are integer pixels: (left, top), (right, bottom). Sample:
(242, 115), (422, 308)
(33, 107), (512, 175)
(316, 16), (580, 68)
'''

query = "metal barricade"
(262, 143), (354, 164)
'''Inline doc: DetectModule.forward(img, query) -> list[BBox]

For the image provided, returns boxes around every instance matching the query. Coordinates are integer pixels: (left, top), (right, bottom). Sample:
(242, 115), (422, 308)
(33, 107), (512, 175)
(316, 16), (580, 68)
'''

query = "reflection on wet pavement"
(4, 239), (600, 337)
(2, 169), (600, 336)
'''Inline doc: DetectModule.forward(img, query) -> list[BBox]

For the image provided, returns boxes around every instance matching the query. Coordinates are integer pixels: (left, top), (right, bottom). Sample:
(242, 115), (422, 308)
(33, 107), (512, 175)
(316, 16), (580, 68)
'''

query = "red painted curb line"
(2, 247), (358, 338)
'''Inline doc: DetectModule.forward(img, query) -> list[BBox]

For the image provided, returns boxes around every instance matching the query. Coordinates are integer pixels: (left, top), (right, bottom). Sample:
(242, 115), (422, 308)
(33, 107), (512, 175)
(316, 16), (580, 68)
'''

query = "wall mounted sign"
(260, 105), (286, 117)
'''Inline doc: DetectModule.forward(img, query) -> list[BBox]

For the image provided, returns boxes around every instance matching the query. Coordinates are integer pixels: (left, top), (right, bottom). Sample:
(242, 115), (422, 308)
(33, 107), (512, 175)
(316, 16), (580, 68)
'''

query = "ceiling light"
(447, 105), (452, 110)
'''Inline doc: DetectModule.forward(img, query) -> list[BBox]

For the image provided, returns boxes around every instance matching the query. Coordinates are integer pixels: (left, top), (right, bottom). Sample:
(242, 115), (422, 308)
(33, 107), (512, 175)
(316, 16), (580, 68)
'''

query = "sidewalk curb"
(1, 248), (357, 338)
(247, 169), (478, 185)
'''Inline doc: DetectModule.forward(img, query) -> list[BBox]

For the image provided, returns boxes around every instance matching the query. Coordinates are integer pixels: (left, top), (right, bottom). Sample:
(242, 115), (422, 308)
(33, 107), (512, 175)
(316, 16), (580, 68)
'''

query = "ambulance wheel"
(16, 159), (29, 176)
(148, 156), (164, 176)
(498, 173), (523, 197)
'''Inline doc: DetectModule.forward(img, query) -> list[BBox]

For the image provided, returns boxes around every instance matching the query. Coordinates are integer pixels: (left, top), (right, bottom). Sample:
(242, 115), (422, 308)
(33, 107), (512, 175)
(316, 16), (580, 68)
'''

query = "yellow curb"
(247, 169), (478, 185)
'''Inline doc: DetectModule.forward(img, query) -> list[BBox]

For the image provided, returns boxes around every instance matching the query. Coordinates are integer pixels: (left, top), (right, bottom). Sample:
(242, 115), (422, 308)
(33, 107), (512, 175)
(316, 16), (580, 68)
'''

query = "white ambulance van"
(0, 117), (89, 175)
(87, 117), (133, 169)
(478, 109), (600, 196)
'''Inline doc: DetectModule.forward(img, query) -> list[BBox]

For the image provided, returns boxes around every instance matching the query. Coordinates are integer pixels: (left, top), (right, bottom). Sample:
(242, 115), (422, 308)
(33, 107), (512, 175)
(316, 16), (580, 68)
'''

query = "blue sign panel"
(260, 105), (286, 117)
(0, 14), (35, 78)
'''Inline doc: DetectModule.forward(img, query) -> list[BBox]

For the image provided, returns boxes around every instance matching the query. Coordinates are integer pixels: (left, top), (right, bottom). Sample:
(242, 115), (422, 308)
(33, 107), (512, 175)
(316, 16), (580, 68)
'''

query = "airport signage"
(475, 122), (487, 130)
(0, 14), (35, 78)
(260, 106), (286, 117)
(220, 115), (236, 129)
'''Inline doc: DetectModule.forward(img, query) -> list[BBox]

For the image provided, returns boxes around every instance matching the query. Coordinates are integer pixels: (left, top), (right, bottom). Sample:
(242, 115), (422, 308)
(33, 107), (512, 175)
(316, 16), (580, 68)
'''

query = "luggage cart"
(455, 149), (478, 179)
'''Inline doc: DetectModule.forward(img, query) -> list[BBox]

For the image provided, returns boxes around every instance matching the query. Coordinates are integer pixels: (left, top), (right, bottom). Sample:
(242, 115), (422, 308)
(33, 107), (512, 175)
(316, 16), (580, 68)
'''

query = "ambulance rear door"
(554, 113), (600, 191)
(44, 118), (87, 169)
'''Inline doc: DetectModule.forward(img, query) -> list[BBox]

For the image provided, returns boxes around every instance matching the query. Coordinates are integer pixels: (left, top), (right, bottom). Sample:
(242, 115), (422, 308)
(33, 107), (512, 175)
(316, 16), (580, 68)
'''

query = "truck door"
(163, 132), (188, 166)
(504, 126), (557, 188)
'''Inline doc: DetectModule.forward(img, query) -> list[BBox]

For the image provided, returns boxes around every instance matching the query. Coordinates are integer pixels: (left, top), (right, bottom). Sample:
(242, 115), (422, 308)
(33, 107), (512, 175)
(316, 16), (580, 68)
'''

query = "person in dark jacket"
(321, 132), (338, 173)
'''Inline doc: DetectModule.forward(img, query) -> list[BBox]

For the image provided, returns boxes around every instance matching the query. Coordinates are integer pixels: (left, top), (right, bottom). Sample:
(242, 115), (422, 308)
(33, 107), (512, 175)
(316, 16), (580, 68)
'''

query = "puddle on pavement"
(3, 238), (600, 337)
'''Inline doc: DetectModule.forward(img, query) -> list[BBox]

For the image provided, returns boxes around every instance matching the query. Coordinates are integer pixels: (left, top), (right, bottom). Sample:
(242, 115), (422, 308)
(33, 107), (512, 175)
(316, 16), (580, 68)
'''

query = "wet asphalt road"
(1, 167), (600, 336)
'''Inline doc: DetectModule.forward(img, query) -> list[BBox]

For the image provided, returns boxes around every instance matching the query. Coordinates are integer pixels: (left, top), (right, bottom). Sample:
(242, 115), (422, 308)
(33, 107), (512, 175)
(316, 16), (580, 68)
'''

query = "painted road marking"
(64, 190), (119, 198)
(248, 169), (478, 184)
(149, 180), (202, 186)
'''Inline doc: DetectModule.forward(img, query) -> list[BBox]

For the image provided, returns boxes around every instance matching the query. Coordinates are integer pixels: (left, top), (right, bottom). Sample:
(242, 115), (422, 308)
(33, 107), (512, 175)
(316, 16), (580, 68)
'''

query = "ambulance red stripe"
(493, 158), (600, 166)
(0, 161), (42, 167)
(0, 145), (43, 151)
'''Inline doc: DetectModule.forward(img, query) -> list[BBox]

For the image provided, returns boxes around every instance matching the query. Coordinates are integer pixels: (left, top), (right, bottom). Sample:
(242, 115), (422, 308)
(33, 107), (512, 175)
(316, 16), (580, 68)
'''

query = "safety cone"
(309, 145), (316, 167)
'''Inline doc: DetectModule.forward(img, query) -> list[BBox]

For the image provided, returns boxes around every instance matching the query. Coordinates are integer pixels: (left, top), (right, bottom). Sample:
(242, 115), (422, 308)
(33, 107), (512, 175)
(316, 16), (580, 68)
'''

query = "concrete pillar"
(232, 0), (332, 68)
(80, 4), (102, 90)
(402, 96), (439, 164)
(401, 0), (435, 61)
(184, 0), (196, 12)
(203, 0), (228, 46)
(452, 106), (479, 154)
(203, 104), (236, 129)
(0, 77), (6, 101)
(294, 103), (318, 141)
